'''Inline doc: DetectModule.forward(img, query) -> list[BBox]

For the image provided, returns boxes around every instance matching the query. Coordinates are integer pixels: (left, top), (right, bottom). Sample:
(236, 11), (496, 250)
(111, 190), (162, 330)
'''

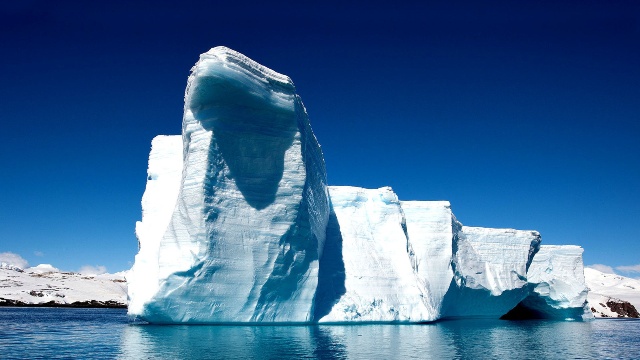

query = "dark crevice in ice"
(501, 290), (588, 321)
(312, 205), (347, 321)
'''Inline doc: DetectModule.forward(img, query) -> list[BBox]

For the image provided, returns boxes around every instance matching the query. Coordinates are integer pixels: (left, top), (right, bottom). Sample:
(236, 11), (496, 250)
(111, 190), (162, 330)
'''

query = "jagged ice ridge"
(127, 47), (591, 323)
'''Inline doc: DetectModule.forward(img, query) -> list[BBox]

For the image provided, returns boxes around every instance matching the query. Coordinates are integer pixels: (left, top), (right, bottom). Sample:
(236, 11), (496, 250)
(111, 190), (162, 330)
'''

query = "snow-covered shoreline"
(0, 265), (127, 308)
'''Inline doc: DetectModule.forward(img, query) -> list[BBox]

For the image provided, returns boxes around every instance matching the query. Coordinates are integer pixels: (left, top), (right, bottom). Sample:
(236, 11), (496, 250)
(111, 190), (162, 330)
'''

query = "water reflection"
(438, 319), (595, 359)
(119, 325), (333, 360)
(117, 319), (640, 360)
(315, 324), (456, 359)
(118, 323), (458, 359)
(4, 308), (640, 359)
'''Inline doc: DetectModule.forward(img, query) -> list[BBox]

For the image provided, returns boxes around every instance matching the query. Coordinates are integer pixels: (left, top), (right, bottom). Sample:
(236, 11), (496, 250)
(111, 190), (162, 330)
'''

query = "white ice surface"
(401, 201), (454, 318)
(26, 264), (60, 273)
(317, 187), (434, 322)
(127, 135), (182, 315)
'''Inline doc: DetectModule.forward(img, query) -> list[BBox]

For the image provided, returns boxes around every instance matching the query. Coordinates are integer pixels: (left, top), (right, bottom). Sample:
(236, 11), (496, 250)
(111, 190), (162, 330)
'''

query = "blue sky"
(0, 1), (638, 275)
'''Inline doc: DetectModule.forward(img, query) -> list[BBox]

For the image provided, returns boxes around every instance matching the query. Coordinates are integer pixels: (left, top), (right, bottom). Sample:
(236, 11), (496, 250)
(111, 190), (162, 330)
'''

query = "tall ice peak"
(128, 46), (329, 323)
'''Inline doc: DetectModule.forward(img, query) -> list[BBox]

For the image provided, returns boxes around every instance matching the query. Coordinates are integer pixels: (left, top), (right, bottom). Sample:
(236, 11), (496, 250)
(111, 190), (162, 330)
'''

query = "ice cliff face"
(315, 187), (434, 322)
(127, 135), (182, 315)
(442, 227), (541, 317)
(401, 201), (455, 318)
(128, 47), (329, 323)
(502, 245), (591, 320)
(128, 47), (591, 323)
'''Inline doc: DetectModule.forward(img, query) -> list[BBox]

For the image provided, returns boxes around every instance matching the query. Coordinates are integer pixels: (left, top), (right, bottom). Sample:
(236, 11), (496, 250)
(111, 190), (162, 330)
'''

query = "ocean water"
(1, 308), (639, 359)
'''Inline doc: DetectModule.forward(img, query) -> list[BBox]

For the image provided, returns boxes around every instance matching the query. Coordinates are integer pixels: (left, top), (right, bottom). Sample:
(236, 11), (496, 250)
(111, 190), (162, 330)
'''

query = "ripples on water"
(1, 308), (639, 359)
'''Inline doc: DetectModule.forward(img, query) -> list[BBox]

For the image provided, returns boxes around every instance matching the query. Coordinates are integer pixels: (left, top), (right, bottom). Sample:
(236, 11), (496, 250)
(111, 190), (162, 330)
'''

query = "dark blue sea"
(1, 308), (639, 359)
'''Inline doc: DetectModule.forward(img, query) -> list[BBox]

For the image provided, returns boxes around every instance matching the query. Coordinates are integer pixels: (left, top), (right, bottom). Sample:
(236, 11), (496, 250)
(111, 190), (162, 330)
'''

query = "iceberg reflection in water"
(117, 319), (638, 359)
(1, 309), (638, 359)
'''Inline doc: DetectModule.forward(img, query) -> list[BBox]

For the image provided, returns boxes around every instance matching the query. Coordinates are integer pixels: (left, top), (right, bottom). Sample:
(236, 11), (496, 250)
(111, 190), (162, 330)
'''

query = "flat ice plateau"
(127, 47), (595, 323)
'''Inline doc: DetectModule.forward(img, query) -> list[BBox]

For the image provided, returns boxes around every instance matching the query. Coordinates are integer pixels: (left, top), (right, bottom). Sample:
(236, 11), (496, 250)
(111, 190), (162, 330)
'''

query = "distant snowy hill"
(585, 267), (640, 318)
(0, 264), (127, 307)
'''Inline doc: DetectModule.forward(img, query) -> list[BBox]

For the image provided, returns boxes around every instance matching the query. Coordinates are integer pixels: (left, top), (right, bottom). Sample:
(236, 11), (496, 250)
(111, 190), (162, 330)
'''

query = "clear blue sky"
(1, 1), (638, 275)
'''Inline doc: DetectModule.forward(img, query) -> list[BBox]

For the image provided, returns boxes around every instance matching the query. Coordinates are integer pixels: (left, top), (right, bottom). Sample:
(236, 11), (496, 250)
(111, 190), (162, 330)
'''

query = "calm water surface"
(1, 308), (639, 359)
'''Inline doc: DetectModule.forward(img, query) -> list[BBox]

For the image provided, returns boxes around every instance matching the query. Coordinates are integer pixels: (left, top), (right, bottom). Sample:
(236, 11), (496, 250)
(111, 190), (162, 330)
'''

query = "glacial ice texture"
(127, 135), (182, 315)
(316, 187), (434, 322)
(128, 47), (329, 323)
(401, 201), (455, 318)
(127, 46), (592, 324)
(442, 226), (541, 317)
(503, 245), (592, 320)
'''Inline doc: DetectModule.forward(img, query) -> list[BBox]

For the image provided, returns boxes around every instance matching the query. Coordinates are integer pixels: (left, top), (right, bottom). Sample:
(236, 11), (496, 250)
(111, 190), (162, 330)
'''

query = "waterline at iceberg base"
(127, 47), (592, 324)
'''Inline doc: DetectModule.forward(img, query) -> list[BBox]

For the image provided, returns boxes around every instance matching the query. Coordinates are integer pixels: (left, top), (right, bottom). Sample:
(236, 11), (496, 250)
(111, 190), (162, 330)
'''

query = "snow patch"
(78, 265), (107, 276)
(27, 264), (60, 273)
(586, 264), (615, 274)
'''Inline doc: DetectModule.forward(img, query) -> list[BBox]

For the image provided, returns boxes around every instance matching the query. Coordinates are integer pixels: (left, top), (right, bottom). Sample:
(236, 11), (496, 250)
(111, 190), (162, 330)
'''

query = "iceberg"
(128, 46), (592, 323)
(502, 245), (592, 320)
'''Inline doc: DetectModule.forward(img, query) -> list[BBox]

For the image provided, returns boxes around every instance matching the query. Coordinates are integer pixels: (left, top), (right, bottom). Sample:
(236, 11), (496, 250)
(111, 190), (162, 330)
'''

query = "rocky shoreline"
(591, 299), (639, 318)
(0, 297), (126, 308)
